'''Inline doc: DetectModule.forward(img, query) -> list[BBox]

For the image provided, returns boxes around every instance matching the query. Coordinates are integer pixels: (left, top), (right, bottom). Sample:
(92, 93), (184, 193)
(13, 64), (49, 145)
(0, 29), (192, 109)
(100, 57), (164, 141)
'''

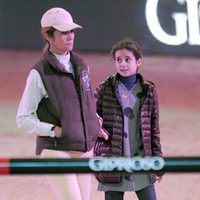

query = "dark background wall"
(0, 0), (199, 56)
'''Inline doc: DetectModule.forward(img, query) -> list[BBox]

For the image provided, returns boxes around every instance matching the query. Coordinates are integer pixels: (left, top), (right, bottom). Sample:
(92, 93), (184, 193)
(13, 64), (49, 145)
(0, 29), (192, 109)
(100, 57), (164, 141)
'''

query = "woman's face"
(114, 48), (141, 77)
(46, 29), (75, 55)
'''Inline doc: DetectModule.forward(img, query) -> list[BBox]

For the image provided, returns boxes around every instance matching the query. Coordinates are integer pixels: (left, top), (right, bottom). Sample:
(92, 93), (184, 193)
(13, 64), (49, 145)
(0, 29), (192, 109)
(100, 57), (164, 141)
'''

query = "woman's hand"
(55, 126), (62, 137)
(98, 128), (109, 140)
(97, 114), (109, 140)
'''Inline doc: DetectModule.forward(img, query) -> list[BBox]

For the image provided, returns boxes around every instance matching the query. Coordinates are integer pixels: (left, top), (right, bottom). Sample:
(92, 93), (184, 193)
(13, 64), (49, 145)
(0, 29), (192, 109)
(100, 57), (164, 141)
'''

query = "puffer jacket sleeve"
(151, 87), (162, 157)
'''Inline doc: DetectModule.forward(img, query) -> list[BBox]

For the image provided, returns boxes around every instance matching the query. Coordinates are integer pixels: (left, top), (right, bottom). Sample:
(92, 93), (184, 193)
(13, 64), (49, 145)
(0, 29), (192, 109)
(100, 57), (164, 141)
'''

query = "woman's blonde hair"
(41, 27), (56, 52)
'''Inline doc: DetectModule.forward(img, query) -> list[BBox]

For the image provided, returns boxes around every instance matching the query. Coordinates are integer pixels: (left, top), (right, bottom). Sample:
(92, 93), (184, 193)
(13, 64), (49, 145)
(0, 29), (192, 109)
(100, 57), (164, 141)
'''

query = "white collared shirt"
(53, 52), (74, 75)
(16, 53), (73, 136)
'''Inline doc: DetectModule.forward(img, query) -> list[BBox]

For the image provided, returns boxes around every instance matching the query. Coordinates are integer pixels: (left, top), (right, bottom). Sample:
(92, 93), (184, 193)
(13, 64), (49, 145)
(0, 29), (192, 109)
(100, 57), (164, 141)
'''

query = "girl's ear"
(137, 58), (142, 67)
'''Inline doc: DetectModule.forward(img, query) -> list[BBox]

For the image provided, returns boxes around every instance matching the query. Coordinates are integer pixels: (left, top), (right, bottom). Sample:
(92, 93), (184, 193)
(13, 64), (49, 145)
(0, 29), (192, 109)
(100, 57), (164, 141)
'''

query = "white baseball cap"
(41, 7), (82, 32)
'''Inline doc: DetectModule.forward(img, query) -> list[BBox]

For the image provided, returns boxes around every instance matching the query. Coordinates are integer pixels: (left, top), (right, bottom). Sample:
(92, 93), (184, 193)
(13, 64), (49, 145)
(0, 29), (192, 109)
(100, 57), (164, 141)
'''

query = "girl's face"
(114, 49), (141, 77)
(46, 29), (75, 55)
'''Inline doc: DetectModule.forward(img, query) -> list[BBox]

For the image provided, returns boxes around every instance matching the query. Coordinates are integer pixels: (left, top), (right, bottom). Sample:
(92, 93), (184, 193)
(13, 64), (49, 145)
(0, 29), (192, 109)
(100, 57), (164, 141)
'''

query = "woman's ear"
(43, 32), (52, 42)
(137, 58), (142, 67)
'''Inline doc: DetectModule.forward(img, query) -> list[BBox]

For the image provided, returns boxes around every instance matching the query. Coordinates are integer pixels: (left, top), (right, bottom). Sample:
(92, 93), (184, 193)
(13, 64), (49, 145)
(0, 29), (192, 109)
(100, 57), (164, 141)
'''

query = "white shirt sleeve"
(16, 69), (54, 136)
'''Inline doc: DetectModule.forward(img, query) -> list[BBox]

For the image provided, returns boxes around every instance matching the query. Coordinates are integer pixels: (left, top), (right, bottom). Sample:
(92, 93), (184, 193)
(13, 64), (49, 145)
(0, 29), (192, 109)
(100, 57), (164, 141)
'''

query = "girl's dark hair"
(111, 38), (142, 60)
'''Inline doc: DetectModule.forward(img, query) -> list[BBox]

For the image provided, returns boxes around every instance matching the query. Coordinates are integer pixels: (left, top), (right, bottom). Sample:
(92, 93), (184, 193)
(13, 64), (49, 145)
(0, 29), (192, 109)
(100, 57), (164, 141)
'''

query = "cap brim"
(53, 23), (82, 32)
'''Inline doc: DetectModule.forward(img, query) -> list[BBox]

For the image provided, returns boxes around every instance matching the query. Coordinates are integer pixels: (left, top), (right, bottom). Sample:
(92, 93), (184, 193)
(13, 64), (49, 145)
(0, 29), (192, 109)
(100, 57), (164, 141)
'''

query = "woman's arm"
(16, 69), (55, 136)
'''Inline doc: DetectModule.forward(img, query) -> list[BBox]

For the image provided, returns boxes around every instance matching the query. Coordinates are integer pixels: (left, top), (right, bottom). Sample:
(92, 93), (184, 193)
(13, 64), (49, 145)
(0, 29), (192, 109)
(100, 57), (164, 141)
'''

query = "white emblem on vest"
(81, 70), (91, 91)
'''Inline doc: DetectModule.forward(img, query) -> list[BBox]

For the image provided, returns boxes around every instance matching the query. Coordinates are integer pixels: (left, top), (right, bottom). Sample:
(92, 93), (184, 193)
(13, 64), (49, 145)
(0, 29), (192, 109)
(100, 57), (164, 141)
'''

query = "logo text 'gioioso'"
(89, 157), (164, 172)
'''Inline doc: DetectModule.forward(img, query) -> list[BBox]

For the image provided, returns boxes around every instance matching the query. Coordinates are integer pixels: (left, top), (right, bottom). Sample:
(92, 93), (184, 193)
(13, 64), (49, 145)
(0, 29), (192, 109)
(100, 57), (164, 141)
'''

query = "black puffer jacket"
(94, 73), (162, 183)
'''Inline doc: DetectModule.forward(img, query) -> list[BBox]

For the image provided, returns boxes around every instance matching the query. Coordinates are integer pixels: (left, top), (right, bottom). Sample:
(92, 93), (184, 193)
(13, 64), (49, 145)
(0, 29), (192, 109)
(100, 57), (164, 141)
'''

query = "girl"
(94, 38), (163, 200)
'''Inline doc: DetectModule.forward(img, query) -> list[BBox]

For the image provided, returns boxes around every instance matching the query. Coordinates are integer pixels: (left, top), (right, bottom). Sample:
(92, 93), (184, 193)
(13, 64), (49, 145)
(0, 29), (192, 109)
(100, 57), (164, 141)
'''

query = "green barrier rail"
(0, 157), (200, 175)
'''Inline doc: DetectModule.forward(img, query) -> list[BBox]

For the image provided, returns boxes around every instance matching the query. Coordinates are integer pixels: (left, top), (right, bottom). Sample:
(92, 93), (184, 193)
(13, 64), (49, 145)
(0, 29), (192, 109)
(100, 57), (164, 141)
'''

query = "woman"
(16, 7), (107, 200)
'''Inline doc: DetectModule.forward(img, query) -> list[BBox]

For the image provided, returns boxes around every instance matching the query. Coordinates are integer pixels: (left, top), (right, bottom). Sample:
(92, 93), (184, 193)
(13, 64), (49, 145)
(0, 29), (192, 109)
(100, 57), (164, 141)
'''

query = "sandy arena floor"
(0, 49), (200, 200)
